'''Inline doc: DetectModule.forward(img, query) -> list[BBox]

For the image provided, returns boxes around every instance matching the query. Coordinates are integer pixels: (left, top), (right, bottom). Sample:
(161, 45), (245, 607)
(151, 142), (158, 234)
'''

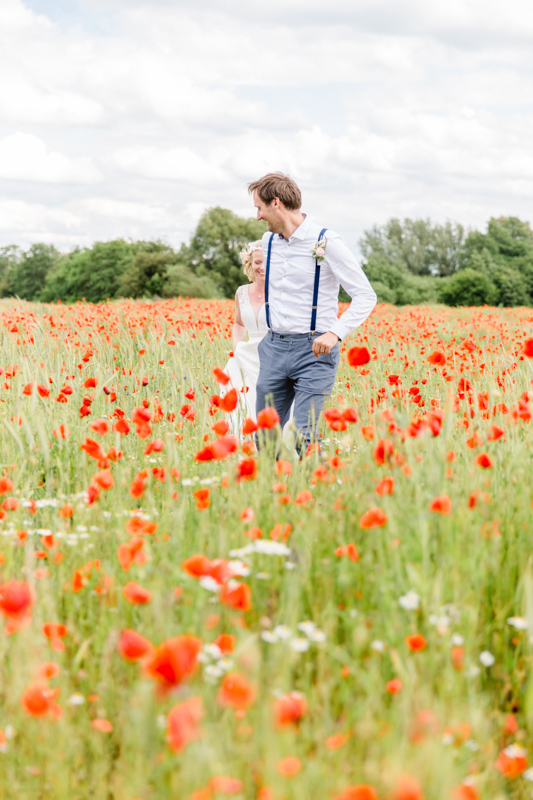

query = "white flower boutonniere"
(311, 238), (327, 263)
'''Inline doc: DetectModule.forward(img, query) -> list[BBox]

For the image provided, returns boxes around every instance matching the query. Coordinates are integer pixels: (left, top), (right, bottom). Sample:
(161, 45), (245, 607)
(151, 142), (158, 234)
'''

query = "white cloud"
(0, 0), (531, 252)
(0, 133), (102, 183)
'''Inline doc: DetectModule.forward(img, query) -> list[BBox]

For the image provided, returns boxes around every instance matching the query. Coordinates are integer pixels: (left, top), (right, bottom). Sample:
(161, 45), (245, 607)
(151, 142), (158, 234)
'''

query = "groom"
(249, 172), (377, 455)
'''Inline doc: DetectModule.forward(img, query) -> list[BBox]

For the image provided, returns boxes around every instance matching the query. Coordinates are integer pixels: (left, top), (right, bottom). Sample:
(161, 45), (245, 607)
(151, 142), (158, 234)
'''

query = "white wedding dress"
(223, 284), (267, 433)
(222, 284), (294, 440)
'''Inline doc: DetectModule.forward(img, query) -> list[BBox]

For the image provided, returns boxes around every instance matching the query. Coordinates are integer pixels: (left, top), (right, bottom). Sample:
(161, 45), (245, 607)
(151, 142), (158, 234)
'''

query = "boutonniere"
(311, 238), (327, 263)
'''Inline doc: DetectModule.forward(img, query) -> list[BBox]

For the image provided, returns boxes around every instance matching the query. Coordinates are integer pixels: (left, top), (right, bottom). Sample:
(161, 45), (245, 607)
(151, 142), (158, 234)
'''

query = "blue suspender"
(264, 227), (327, 334)
(311, 227), (327, 335)
(264, 232), (275, 330)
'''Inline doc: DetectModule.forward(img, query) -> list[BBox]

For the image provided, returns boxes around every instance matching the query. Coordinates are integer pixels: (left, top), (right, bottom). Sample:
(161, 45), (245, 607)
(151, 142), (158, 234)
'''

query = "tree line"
(1, 208), (532, 307)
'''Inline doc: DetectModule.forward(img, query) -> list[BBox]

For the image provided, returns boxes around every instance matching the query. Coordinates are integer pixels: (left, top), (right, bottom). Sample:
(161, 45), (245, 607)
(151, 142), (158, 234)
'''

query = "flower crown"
(239, 242), (262, 259)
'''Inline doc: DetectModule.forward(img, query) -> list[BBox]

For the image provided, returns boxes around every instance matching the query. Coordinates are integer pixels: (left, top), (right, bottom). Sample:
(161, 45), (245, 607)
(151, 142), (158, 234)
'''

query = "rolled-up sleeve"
(326, 234), (377, 341)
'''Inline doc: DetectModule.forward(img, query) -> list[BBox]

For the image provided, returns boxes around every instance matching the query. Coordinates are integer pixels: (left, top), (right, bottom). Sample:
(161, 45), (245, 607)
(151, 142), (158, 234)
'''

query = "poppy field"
(2, 298), (533, 800)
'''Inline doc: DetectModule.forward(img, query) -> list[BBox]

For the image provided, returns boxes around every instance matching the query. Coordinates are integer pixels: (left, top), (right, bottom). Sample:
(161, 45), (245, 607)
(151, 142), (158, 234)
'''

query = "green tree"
(118, 248), (218, 299)
(0, 246), (22, 296)
(492, 268), (530, 307)
(179, 207), (267, 298)
(41, 240), (156, 303)
(462, 217), (533, 268)
(439, 269), (498, 306)
(360, 218), (465, 277)
(162, 263), (218, 299)
(6, 244), (60, 300)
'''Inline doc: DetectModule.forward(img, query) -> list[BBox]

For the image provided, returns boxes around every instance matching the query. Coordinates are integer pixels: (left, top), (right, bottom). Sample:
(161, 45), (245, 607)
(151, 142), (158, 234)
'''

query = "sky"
(0, 0), (532, 255)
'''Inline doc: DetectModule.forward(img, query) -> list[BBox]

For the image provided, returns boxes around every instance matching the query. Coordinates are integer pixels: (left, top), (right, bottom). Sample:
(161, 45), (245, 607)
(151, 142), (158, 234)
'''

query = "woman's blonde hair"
(239, 240), (263, 282)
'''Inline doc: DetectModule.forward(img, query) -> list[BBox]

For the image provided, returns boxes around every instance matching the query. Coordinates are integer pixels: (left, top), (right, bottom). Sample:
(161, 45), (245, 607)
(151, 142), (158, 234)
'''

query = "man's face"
(253, 191), (281, 233)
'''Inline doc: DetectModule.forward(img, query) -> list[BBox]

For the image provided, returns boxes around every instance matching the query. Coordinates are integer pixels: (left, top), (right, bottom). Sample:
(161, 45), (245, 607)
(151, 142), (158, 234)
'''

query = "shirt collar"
(288, 213), (309, 241)
(278, 213), (309, 241)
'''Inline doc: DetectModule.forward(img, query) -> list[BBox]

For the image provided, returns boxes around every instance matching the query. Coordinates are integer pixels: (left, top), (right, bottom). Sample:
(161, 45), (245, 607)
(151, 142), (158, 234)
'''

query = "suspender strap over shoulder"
(264, 227), (327, 334)
(310, 227), (328, 335)
(264, 232), (275, 330)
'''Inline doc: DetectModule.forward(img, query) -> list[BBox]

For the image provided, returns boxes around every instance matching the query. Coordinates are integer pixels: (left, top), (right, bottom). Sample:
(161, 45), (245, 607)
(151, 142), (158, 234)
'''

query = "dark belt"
(269, 331), (324, 340)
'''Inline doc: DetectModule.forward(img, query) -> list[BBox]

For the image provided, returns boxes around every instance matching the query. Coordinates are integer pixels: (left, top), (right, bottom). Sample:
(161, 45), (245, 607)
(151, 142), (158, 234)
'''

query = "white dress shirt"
(262, 216), (377, 341)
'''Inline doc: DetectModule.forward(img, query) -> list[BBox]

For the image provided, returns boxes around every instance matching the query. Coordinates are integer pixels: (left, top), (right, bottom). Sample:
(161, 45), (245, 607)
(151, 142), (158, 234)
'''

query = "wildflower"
(487, 424), (504, 441)
(375, 476), (394, 495)
(405, 633), (427, 652)
(474, 452), (493, 468)
(277, 756), (302, 777)
(210, 776), (244, 794)
(0, 478), (14, 495)
(236, 458), (257, 482)
(359, 508), (387, 529)
(90, 419), (110, 436)
(451, 647), (465, 671)
(257, 407), (280, 429)
(392, 775), (424, 800)
(479, 650), (495, 667)
(495, 744), (528, 778)
(220, 389), (239, 412)
(218, 672), (255, 709)
(507, 616), (528, 630)
(399, 591), (420, 611)
(220, 582), (252, 612)
(346, 346), (370, 367)
(0, 580), (34, 630)
(21, 682), (61, 718)
(118, 629), (153, 661)
(92, 718), (113, 733)
(242, 418), (258, 435)
(117, 537), (147, 571)
(42, 622), (67, 651)
(295, 489), (313, 505)
(166, 696), (203, 752)
(212, 367), (230, 385)
(325, 732), (349, 750)
(428, 351), (446, 365)
(523, 339), (533, 357)
(275, 691), (307, 728)
(335, 543), (360, 562)
(193, 488), (211, 510)
(429, 495), (452, 514)
(144, 635), (202, 688)
(373, 438), (394, 465)
(386, 678), (403, 694)
(333, 786), (379, 800)
(123, 582), (152, 605)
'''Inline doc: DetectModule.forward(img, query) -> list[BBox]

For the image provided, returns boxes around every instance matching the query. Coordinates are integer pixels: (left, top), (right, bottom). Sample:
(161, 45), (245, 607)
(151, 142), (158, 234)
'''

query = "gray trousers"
(256, 331), (340, 453)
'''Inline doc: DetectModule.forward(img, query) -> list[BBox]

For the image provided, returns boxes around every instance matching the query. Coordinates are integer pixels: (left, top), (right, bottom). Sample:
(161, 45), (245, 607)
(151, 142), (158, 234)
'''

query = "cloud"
(0, 133), (102, 183)
(0, 0), (531, 253)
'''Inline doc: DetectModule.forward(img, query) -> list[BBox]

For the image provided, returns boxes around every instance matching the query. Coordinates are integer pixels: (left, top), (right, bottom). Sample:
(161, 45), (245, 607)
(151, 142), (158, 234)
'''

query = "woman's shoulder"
(236, 284), (252, 299)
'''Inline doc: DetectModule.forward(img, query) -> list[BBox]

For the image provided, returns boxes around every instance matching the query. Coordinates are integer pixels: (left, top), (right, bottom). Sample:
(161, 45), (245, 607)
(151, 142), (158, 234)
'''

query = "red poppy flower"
(123, 582), (152, 605)
(144, 635), (201, 688)
(274, 692), (308, 728)
(118, 628), (153, 661)
(166, 696), (203, 752)
(257, 406), (280, 429)
(220, 582), (252, 611)
(405, 633), (427, 652)
(218, 672), (255, 709)
(429, 495), (452, 514)
(475, 452), (493, 468)
(359, 508), (387, 529)
(347, 346), (370, 367)
(212, 367), (230, 385)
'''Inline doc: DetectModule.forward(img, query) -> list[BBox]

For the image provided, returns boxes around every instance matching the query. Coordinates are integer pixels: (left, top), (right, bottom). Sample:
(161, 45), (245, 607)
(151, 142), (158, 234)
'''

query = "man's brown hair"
(248, 172), (302, 211)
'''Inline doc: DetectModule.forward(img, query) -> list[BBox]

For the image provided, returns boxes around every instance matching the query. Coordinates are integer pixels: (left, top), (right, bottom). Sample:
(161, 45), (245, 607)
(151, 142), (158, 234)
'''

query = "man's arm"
(311, 234), (377, 357)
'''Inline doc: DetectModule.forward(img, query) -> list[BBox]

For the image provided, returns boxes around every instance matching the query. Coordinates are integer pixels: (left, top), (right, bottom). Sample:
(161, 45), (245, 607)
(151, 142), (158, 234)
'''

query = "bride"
(223, 242), (294, 440)
(223, 241), (267, 431)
